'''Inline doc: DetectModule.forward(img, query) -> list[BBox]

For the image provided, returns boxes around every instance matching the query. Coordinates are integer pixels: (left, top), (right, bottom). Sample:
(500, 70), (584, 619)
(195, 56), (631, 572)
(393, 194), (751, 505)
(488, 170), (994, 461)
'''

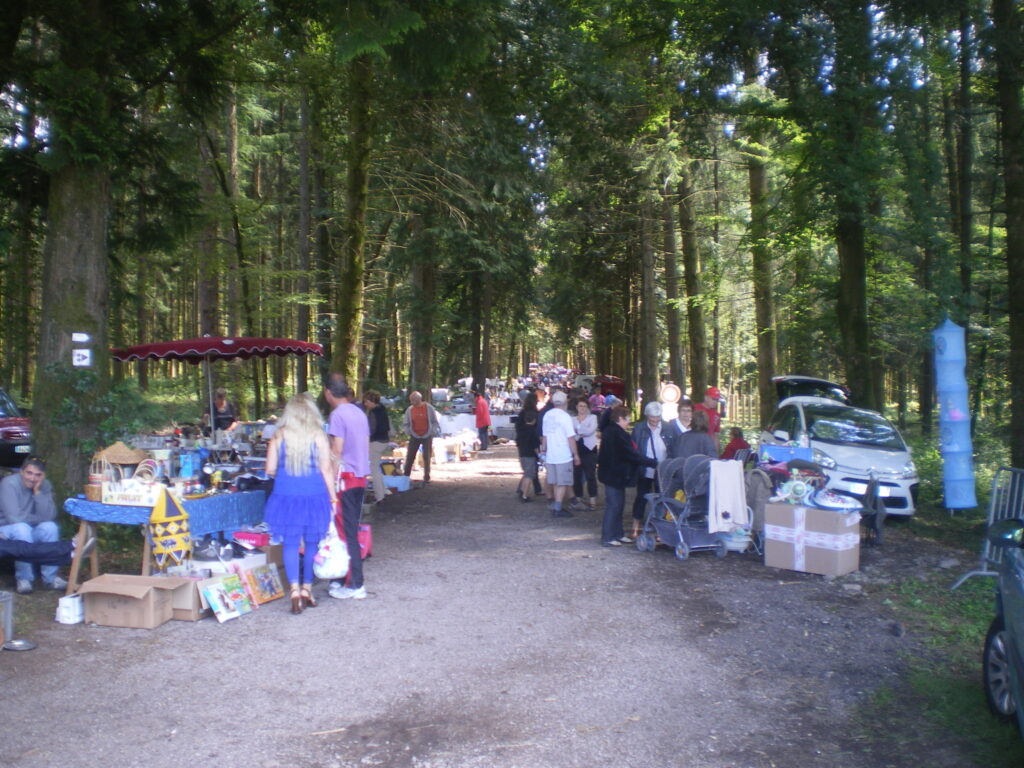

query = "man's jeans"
(340, 486), (366, 589)
(0, 521), (60, 583)
(0, 538), (71, 565)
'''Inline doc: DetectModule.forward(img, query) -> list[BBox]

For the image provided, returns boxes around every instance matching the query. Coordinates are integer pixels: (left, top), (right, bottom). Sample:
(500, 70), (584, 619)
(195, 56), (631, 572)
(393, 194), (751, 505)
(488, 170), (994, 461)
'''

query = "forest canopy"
(1, 0), (1022, 493)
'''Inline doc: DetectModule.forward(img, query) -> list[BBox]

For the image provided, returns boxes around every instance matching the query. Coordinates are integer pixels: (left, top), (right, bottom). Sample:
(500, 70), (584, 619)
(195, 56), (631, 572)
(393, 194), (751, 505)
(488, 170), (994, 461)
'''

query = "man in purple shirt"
(325, 373), (370, 600)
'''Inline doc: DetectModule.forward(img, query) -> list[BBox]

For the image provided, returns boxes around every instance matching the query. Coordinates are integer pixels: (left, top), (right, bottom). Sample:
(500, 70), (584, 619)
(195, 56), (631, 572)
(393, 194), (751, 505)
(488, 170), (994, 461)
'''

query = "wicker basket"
(84, 483), (103, 501)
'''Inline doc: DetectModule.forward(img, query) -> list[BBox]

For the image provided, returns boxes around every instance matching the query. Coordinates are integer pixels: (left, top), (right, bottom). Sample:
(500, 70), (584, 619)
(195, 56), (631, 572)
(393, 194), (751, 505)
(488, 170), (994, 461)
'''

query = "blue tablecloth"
(64, 491), (266, 537)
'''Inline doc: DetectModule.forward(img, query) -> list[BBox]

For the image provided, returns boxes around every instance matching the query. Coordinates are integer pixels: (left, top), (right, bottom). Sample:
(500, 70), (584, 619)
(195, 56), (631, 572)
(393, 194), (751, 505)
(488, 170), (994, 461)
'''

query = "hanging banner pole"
(932, 317), (977, 512)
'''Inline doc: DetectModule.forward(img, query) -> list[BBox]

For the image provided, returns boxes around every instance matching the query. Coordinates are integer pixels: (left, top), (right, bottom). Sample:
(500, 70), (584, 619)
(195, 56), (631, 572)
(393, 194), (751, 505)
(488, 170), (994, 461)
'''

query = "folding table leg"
(141, 525), (152, 576)
(66, 520), (90, 596)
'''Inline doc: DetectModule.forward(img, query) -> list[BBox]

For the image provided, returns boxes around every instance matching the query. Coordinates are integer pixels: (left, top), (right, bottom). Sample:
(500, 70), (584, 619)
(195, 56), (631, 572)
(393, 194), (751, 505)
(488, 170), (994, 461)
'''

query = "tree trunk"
(747, 125), (778, 425)
(481, 276), (493, 385)
(640, 202), (659, 409)
(836, 214), (875, 410)
(471, 272), (484, 395)
(386, 271), (400, 385)
(409, 254), (435, 389)
(679, 171), (707, 401)
(34, 163), (111, 500)
(993, 0), (1024, 466)
(197, 136), (220, 338)
(135, 250), (148, 391)
(661, 188), (685, 387)
(6, 195), (36, 400)
(918, 249), (935, 438)
(333, 54), (374, 384)
(295, 87), (312, 394)
(955, 9), (974, 322)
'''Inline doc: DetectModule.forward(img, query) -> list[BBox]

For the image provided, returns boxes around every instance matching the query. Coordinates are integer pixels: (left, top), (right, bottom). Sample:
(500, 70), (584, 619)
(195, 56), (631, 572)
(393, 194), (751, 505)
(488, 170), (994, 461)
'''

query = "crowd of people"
(0, 373), (752, 607)
(514, 384), (750, 548)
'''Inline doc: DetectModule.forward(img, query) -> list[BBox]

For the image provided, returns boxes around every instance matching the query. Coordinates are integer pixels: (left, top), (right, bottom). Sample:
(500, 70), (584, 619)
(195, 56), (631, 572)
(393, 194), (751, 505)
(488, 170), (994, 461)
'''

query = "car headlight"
(812, 448), (836, 470)
(898, 459), (917, 479)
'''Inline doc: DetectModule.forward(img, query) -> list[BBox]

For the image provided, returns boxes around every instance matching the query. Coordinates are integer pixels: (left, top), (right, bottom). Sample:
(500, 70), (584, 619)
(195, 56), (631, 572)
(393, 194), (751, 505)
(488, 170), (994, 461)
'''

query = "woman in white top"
(571, 398), (600, 510)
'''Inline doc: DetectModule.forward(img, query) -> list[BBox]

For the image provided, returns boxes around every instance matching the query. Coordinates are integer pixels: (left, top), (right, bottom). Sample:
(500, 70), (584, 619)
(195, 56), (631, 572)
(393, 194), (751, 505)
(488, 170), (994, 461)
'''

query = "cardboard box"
(77, 574), (193, 629)
(763, 503), (860, 577)
(259, 543), (284, 572)
(233, 531), (271, 547)
(170, 579), (213, 621)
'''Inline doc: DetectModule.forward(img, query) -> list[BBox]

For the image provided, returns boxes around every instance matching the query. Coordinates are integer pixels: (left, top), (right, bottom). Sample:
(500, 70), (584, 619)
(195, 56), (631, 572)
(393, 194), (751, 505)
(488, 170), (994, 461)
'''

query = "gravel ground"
(0, 444), (982, 768)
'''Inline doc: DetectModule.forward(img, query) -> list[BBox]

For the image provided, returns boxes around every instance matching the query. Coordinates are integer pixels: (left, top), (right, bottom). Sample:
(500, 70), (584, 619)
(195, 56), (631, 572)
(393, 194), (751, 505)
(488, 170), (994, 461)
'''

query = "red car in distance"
(0, 388), (31, 467)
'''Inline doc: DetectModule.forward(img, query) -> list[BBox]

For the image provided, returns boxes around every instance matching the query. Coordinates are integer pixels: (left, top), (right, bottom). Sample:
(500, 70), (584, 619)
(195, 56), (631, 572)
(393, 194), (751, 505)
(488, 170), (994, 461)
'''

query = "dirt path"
(0, 445), (980, 768)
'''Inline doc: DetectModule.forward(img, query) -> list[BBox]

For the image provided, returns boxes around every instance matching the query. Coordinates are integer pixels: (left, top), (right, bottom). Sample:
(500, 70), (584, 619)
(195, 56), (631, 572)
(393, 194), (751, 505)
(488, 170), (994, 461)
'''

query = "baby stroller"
(636, 455), (727, 560)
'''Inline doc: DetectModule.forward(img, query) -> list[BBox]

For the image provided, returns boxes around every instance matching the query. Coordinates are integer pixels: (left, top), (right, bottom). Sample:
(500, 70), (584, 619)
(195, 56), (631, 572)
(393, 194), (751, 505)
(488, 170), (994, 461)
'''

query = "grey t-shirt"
(0, 472), (57, 526)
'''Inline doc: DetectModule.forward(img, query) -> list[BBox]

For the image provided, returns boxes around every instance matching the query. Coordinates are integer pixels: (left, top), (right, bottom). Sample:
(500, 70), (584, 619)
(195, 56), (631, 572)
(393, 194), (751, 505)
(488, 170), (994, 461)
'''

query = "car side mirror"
(773, 430), (789, 442)
(988, 518), (1024, 548)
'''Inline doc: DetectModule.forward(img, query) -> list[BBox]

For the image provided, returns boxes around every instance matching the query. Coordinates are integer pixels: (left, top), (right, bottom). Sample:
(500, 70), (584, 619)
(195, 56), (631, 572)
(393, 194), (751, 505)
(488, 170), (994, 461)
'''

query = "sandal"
(290, 585), (303, 614)
(301, 585), (317, 608)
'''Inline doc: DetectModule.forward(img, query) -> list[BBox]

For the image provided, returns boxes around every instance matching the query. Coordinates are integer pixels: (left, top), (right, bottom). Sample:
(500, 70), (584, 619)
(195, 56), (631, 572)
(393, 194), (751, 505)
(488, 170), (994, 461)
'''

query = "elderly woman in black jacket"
(597, 405), (658, 548)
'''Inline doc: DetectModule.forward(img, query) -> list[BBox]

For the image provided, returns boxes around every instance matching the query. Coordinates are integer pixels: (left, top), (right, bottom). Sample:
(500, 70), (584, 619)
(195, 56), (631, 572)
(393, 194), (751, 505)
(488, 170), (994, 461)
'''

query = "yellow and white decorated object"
(148, 488), (191, 571)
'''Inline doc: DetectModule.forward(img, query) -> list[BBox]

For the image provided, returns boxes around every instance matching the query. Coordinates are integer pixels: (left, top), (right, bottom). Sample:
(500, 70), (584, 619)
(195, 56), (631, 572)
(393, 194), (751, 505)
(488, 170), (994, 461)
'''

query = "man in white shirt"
(541, 391), (580, 518)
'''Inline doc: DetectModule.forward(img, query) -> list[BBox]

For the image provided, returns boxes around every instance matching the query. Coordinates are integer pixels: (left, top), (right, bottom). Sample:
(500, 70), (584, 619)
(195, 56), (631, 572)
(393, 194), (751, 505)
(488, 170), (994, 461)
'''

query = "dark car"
(0, 387), (31, 467)
(984, 518), (1024, 735)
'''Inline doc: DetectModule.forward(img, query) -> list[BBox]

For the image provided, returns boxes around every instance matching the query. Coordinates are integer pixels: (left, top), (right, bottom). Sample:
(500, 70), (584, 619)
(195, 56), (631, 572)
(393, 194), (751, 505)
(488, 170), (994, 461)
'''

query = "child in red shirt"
(720, 427), (751, 460)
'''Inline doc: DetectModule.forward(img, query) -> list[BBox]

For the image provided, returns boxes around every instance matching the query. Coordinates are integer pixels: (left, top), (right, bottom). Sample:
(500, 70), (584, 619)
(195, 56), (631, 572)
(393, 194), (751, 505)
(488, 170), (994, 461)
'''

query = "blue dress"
(263, 442), (332, 538)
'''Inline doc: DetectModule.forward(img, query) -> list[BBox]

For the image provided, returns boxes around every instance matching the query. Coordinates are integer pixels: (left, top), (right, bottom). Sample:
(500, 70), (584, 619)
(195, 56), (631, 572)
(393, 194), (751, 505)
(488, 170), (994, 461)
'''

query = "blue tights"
(281, 525), (322, 586)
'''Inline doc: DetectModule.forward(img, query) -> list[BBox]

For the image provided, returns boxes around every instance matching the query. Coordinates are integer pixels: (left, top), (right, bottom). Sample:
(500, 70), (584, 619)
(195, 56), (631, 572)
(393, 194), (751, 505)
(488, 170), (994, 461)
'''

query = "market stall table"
(62, 490), (267, 594)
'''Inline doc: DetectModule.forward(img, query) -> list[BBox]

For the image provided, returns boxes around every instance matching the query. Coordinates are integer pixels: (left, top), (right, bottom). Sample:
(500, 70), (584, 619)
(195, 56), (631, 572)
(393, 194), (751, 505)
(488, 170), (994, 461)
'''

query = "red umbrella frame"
(111, 336), (325, 426)
(110, 336), (323, 363)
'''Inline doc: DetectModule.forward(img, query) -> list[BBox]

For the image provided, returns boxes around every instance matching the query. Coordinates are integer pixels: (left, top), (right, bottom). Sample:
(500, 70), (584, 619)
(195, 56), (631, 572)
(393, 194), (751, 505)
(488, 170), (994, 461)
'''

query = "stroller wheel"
(674, 541), (689, 561)
(636, 533), (656, 552)
(715, 539), (728, 558)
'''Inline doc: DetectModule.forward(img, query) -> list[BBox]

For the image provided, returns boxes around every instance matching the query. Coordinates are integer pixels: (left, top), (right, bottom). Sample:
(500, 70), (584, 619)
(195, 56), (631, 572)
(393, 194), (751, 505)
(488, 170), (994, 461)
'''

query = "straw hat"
(95, 441), (149, 465)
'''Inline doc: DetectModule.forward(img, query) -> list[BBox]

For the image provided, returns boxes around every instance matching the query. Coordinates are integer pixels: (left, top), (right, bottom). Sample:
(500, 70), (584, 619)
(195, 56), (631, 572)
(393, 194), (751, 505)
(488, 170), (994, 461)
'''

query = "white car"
(759, 396), (919, 515)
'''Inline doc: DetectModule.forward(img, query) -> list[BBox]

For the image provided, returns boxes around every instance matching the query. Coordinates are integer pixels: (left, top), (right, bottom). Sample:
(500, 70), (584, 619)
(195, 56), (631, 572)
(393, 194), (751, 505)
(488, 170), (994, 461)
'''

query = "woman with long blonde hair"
(263, 393), (336, 613)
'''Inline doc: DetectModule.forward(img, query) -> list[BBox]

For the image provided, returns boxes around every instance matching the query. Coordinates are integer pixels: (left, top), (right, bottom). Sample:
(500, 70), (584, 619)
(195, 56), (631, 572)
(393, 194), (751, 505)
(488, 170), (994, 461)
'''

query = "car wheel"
(984, 616), (1018, 722)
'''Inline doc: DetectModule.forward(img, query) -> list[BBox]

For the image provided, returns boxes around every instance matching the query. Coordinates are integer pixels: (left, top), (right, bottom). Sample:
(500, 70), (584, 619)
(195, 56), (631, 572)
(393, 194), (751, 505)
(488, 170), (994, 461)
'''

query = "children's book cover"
(244, 563), (285, 604)
(202, 582), (241, 623)
(221, 573), (253, 614)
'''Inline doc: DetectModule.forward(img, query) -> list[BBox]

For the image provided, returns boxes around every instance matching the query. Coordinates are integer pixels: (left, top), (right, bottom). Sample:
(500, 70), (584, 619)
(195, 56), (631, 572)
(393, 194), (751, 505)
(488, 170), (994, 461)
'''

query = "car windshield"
(804, 405), (905, 450)
(0, 389), (21, 418)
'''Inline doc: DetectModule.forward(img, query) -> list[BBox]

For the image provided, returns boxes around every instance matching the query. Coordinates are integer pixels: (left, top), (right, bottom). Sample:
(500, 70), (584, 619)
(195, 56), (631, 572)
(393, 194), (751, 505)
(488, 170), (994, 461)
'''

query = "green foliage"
(47, 365), (169, 457)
